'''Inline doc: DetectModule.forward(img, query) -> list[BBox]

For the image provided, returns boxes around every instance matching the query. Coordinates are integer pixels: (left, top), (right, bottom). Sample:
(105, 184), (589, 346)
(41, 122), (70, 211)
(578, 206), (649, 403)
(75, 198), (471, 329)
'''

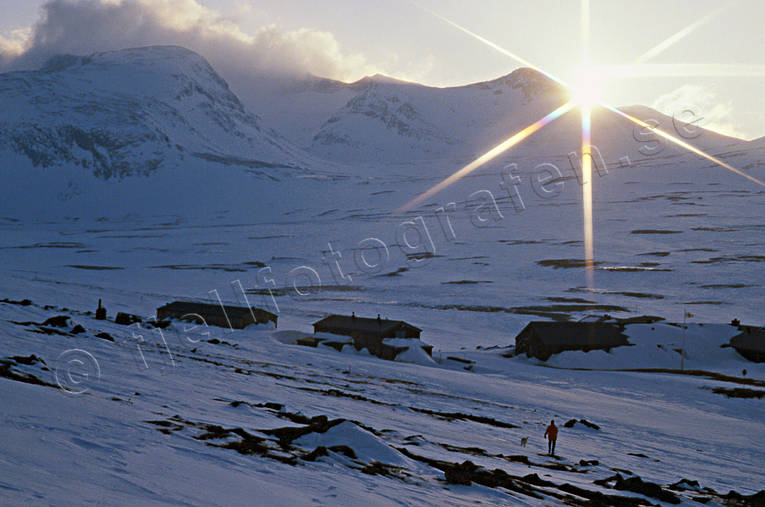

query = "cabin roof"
(313, 314), (421, 334)
(518, 321), (628, 347)
(157, 301), (277, 319)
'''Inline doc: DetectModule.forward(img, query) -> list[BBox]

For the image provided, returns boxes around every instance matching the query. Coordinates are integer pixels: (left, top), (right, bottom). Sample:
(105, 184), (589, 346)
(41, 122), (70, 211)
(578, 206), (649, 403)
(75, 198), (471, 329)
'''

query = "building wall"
(353, 333), (384, 356)
(527, 335), (552, 361)
(734, 347), (765, 362)
(515, 328), (534, 356)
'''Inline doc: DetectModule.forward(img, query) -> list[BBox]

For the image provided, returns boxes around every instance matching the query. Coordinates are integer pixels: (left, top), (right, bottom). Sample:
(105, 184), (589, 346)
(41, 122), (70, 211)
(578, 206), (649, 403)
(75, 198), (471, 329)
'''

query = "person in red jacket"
(544, 420), (558, 456)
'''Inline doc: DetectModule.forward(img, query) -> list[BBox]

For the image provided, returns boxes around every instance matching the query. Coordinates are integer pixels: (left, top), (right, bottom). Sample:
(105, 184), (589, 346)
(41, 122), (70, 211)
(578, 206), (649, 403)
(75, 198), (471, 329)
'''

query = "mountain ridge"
(0, 44), (758, 187)
(235, 65), (746, 167)
(0, 45), (311, 179)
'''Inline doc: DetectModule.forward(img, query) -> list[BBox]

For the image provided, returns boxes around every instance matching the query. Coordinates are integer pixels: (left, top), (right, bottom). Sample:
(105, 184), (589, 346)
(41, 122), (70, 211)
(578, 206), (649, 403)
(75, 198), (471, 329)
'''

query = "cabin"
(156, 301), (277, 329)
(730, 326), (765, 362)
(312, 313), (430, 360)
(515, 321), (630, 361)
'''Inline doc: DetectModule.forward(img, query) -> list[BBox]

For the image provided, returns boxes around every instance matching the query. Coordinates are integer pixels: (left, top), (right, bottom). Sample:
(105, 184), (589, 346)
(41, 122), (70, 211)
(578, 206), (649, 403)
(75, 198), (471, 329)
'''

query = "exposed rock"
(719, 489), (765, 506)
(613, 475), (681, 504)
(564, 418), (600, 430)
(360, 461), (402, 477)
(95, 332), (114, 342)
(42, 315), (70, 327)
(0, 298), (33, 306)
(145, 319), (171, 329)
(327, 445), (356, 459)
(0, 358), (58, 389)
(443, 460), (478, 485)
(262, 415), (345, 448)
(10, 354), (45, 366)
(302, 446), (329, 461)
(115, 312), (142, 326)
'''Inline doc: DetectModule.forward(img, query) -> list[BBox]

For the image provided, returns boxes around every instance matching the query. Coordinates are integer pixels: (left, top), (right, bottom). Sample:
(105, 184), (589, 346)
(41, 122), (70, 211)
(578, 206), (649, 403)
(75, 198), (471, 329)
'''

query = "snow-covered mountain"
(310, 69), (568, 164)
(239, 68), (747, 168)
(0, 44), (756, 186)
(0, 45), (307, 179)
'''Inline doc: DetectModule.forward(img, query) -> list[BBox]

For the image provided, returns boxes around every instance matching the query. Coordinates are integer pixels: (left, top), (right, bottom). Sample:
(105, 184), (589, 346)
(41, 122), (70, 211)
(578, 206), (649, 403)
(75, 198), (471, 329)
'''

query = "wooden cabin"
(515, 321), (629, 361)
(730, 326), (765, 362)
(312, 313), (429, 360)
(156, 301), (277, 329)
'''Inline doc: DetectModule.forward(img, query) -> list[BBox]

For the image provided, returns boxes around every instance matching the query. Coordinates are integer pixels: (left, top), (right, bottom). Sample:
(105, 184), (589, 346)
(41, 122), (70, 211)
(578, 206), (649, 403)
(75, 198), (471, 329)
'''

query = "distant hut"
(156, 301), (277, 329)
(312, 313), (429, 360)
(730, 327), (765, 362)
(514, 321), (629, 361)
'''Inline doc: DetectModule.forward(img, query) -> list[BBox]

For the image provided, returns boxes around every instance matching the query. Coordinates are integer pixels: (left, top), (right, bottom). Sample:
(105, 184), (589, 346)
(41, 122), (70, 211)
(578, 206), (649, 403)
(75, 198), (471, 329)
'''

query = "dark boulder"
(95, 332), (114, 342)
(613, 475), (680, 504)
(115, 312), (141, 326)
(10, 354), (44, 365)
(42, 315), (70, 327)
(564, 418), (600, 430)
(444, 460), (478, 485)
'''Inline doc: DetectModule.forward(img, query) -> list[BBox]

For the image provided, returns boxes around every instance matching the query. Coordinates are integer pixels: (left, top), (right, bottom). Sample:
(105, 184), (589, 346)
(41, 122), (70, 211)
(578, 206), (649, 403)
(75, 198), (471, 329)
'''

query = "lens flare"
(592, 63), (765, 79)
(581, 105), (595, 288)
(410, 2), (758, 286)
(571, 66), (609, 107)
(602, 103), (765, 188)
(395, 101), (575, 214)
(581, 0), (590, 65)
(635, 2), (733, 63)
(415, 3), (566, 87)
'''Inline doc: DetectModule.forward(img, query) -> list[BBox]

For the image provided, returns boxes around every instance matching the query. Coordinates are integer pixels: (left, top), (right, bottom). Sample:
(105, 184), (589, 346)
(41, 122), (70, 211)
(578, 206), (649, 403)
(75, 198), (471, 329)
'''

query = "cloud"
(652, 84), (748, 140)
(0, 27), (33, 66)
(0, 0), (378, 82)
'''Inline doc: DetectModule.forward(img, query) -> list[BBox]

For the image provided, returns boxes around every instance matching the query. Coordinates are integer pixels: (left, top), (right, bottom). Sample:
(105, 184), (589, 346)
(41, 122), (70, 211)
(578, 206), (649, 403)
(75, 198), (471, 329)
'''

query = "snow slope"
(1, 296), (763, 505)
(0, 46), (311, 177)
(239, 69), (748, 171)
(0, 46), (343, 218)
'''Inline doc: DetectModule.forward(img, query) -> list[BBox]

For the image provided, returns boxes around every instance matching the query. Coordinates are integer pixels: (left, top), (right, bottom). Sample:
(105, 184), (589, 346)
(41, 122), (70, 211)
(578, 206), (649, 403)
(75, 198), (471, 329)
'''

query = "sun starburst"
(402, 1), (764, 289)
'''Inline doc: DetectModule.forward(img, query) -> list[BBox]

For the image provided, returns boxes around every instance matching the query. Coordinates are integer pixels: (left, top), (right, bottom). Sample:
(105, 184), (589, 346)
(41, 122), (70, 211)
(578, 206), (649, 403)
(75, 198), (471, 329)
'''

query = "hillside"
(1, 296), (764, 505)
(239, 69), (747, 169)
(0, 45), (315, 178)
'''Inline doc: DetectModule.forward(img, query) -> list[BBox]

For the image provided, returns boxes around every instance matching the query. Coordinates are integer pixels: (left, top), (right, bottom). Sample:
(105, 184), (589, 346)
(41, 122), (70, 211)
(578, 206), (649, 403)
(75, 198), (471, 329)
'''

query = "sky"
(1, 0), (763, 139)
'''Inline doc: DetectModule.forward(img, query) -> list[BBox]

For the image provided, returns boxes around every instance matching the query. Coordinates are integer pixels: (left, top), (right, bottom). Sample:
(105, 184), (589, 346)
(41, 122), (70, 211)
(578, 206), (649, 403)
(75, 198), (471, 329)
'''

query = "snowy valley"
(1, 45), (765, 506)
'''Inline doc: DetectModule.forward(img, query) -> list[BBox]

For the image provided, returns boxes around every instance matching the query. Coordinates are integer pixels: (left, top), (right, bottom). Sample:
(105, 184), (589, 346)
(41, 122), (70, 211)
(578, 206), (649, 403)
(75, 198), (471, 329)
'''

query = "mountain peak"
(478, 67), (564, 98)
(41, 45), (209, 72)
(0, 44), (305, 179)
(351, 73), (419, 87)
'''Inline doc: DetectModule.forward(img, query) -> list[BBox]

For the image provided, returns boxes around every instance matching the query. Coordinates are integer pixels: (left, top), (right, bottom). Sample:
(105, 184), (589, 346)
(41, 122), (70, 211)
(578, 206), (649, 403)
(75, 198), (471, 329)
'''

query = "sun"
(400, 2), (765, 290)
(571, 65), (609, 108)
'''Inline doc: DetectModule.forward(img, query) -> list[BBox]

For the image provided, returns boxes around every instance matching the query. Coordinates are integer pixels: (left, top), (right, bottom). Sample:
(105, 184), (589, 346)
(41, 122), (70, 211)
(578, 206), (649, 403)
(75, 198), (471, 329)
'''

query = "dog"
(520, 437), (528, 448)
